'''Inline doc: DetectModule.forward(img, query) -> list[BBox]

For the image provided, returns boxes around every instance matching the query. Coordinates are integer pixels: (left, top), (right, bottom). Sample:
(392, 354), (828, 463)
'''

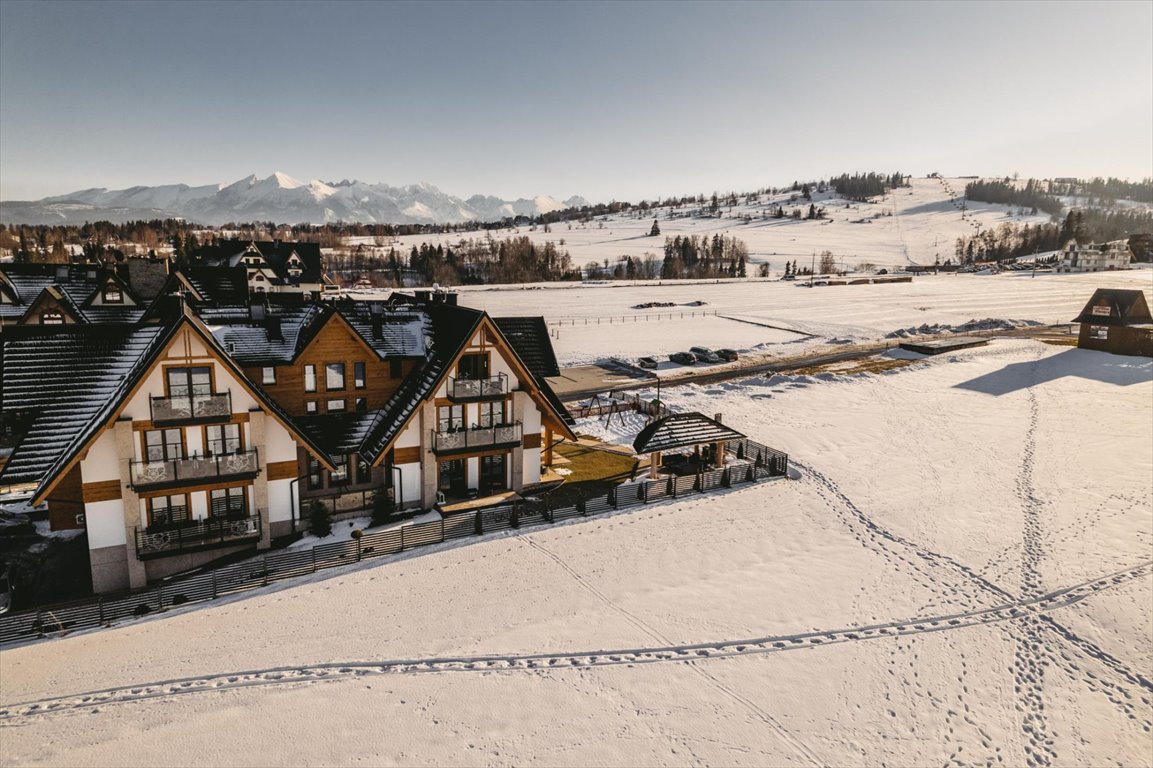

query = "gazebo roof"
(1071, 289), (1152, 326)
(632, 412), (747, 454)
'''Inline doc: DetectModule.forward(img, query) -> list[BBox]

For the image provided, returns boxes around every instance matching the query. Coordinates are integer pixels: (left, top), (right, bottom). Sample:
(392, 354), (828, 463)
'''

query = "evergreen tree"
(649, 219), (661, 236)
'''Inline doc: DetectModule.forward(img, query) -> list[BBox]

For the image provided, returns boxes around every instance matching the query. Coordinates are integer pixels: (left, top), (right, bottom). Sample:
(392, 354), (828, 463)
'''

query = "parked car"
(669, 352), (696, 365)
(715, 348), (738, 362)
(689, 346), (721, 363)
(637, 356), (658, 369)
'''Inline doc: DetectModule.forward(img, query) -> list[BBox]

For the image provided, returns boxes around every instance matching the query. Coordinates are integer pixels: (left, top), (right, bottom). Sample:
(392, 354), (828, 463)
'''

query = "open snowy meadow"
(1, 333), (1150, 767)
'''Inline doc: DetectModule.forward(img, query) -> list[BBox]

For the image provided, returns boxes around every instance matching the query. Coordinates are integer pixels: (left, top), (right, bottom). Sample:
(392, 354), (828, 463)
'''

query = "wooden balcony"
(129, 449), (260, 491)
(432, 422), (521, 456)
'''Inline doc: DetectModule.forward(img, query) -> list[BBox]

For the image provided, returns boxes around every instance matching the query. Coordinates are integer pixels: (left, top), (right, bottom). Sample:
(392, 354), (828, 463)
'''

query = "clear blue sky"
(1, 0), (1150, 203)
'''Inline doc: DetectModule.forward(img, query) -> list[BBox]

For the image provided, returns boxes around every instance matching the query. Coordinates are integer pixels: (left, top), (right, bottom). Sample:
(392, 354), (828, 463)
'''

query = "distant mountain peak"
(0, 172), (586, 226)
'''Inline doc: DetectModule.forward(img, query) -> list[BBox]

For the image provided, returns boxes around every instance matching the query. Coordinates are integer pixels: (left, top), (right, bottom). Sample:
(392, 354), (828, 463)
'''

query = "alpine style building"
(0, 250), (575, 595)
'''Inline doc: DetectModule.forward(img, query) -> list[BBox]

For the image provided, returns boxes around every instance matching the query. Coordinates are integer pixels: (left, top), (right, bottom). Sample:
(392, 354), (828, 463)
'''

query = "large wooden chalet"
(0, 274), (575, 594)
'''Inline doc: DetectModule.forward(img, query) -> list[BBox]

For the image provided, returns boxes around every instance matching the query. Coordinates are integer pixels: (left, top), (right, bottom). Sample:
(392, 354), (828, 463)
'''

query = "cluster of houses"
(0, 241), (579, 595)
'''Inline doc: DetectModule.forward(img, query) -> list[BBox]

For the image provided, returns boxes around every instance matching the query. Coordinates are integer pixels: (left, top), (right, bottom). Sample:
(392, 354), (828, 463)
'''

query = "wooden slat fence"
(0, 442), (787, 646)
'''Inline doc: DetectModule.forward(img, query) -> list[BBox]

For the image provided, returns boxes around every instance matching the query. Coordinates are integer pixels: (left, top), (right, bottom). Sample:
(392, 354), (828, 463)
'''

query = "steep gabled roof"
(0, 323), (173, 487)
(632, 412), (746, 455)
(183, 265), (249, 304)
(360, 302), (483, 464)
(492, 317), (561, 378)
(0, 310), (337, 501)
(195, 240), (324, 284)
(359, 300), (577, 464)
(336, 301), (429, 359)
(201, 302), (329, 365)
(1071, 289), (1152, 326)
(19, 285), (85, 324)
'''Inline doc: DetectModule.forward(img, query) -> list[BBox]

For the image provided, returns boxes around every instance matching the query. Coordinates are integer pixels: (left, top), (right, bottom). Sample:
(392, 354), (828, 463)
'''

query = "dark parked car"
(669, 352), (696, 365)
(637, 356), (658, 369)
(715, 348), (738, 362)
(689, 346), (721, 363)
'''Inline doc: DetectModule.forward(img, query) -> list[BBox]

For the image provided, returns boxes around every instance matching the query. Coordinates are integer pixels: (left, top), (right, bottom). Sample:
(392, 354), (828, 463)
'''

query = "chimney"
(414, 290), (431, 304)
(371, 316), (383, 341)
(444, 292), (458, 306)
(714, 413), (723, 423)
(265, 316), (283, 342)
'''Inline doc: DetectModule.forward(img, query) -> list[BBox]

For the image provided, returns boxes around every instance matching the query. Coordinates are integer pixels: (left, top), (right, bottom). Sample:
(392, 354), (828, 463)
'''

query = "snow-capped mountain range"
(0, 172), (589, 226)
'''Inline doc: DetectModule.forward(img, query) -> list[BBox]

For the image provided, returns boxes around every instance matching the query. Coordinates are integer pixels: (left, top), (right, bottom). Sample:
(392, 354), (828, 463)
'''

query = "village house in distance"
(0, 246), (575, 595)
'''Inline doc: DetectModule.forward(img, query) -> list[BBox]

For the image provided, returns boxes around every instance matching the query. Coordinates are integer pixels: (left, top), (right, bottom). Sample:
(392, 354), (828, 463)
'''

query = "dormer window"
(41, 310), (65, 325)
(102, 285), (123, 304)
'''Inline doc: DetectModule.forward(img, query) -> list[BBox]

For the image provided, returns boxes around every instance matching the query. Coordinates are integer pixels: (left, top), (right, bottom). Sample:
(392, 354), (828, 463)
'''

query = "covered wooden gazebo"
(632, 412), (747, 479)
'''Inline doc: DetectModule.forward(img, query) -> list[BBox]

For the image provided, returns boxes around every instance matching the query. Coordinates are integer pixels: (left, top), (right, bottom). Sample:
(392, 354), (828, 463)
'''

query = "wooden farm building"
(1071, 289), (1153, 357)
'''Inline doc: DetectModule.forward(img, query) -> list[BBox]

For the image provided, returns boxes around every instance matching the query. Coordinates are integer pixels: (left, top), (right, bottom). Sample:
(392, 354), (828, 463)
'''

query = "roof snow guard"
(632, 412), (746, 455)
(1071, 289), (1152, 327)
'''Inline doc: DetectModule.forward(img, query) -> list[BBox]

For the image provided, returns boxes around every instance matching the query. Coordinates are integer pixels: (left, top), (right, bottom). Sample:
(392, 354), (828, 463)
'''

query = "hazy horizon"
(1, 0), (1150, 203)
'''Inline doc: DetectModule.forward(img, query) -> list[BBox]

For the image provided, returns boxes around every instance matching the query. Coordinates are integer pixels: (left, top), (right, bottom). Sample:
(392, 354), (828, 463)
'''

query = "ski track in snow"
(0, 561), (1148, 724)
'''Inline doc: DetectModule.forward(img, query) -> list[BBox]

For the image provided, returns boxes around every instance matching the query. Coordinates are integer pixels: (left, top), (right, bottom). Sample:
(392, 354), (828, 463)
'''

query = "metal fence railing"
(0, 441), (787, 647)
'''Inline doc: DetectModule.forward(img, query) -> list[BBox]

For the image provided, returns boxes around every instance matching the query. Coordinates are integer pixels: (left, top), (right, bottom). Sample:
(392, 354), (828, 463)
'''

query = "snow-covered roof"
(632, 412), (746, 455)
(0, 323), (171, 486)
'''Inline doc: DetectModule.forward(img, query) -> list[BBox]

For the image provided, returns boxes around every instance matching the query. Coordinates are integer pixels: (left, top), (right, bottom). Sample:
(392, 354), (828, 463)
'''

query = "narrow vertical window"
(304, 364), (317, 392)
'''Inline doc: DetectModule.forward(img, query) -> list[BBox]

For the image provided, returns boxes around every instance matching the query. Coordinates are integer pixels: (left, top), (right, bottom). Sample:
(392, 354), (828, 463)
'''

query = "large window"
(210, 487), (247, 519)
(307, 457), (323, 490)
(354, 362), (366, 389)
(205, 423), (242, 455)
(147, 494), (189, 527)
(325, 363), (345, 391)
(458, 353), (489, 380)
(166, 366), (212, 399)
(478, 401), (505, 428)
(330, 455), (349, 484)
(144, 429), (183, 462)
(304, 364), (317, 393)
(438, 404), (465, 432)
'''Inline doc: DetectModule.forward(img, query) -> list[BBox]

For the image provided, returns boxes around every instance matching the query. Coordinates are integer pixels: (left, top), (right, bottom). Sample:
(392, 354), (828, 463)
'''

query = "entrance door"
(438, 459), (467, 498)
(479, 454), (507, 495)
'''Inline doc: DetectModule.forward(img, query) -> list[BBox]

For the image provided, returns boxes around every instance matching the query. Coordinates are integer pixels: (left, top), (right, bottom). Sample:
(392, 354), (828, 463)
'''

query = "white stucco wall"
(522, 448), (542, 485)
(263, 418), (298, 464)
(267, 478), (295, 524)
(85, 500), (128, 548)
(79, 429), (121, 483)
(395, 462), (422, 509)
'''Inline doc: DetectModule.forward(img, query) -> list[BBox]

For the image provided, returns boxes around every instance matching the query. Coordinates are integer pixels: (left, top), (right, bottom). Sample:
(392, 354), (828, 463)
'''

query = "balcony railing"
(432, 422), (522, 455)
(150, 392), (232, 424)
(447, 373), (507, 401)
(129, 449), (260, 490)
(134, 513), (262, 559)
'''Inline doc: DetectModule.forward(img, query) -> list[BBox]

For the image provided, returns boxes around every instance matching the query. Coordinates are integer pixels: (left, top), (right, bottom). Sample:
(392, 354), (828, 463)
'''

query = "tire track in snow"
(2, 561), (1147, 723)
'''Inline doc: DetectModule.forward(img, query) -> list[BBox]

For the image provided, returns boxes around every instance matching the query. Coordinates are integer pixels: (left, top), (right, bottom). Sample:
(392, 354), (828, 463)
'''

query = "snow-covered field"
(2, 339), (1150, 767)
(383, 177), (1054, 273)
(451, 268), (1153, 367)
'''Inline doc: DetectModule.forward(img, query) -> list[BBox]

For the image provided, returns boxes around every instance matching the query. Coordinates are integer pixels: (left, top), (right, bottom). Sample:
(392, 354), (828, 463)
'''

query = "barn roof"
(1071, 289), (1152, 326)
(632, 412), (746, 454)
